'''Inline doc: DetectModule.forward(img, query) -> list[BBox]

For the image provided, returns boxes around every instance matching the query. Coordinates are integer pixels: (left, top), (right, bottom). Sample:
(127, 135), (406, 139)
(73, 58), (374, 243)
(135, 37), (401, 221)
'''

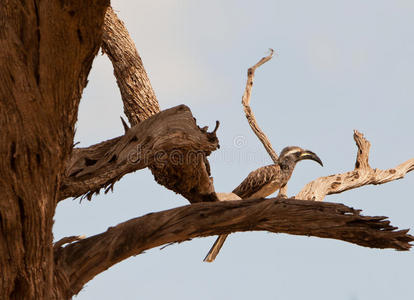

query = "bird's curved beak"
(298, 150), (323, 166)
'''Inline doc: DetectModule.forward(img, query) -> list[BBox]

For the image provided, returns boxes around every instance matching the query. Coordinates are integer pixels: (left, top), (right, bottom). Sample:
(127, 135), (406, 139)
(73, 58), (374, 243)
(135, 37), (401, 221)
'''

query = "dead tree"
(0, 4), (412, 299)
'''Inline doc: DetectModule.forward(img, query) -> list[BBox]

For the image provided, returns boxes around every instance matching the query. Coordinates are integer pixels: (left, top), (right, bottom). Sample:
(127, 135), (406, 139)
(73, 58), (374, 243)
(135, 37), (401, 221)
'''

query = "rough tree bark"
(101, 6), (160, 125)
(60, 104), (219, 202)
(0, 1), (110, 299)
(54, 198), (412, 296)
(0, 3), (412, 300)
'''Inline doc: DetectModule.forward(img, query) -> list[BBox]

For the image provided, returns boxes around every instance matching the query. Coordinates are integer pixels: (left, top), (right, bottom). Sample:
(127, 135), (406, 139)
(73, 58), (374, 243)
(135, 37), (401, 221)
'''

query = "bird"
(203, 146), (323, 262)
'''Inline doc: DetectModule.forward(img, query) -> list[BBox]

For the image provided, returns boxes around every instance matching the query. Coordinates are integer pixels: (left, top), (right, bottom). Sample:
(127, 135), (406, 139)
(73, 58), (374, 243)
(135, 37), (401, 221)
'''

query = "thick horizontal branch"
(55, 197), (413, 296)
(59, 105), (219, 202)
(297, 130), (414, 201)
(102, 7), (160, 125)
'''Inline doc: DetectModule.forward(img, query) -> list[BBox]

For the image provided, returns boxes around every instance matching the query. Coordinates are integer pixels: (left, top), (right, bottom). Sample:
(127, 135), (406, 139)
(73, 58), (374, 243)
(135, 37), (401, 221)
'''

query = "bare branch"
(204, 50), (282, 262)
(297, 130), (414, 201)
(55, 197), (413, 296)
(102, 7), (160, 125)
(120, 116), (130, 133)
(59, 105), (219, 202)
(98, 9), (221, 205)
(242, 49), (278, 163)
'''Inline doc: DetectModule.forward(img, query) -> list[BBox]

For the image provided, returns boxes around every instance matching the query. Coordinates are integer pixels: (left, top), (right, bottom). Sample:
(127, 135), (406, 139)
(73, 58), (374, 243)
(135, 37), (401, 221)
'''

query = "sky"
(54, 1), (414, 299)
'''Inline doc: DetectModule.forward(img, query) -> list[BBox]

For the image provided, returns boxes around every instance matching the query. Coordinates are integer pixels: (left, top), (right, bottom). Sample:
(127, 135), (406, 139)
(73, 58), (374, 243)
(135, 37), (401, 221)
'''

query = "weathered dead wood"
(297, 130), (414, 201)
(85, 8), (218, 202)
(102, 7), (160, 125)
(242, 49), (278, 163)
(241, 50), (290, 197)
(0, 1), (110, 299)
(59, 105), (219, 202)
(54, 197), (413, 297)
(240, 52), (414, 202)
(203, 50), (286, 263)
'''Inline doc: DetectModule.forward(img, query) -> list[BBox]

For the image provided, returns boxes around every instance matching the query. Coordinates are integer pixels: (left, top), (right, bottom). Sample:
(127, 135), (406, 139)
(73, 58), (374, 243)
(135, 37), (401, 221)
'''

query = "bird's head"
(278, 146), (323, 168)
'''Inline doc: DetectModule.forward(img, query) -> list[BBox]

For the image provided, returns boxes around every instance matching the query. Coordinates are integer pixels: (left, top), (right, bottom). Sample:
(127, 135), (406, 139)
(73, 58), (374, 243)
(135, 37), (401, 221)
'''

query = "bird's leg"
(277, 185), (288, 199)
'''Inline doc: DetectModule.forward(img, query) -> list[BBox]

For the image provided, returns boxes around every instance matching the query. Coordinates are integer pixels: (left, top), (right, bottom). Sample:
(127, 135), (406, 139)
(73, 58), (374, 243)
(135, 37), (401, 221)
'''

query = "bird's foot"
(278, 193), (288, 199)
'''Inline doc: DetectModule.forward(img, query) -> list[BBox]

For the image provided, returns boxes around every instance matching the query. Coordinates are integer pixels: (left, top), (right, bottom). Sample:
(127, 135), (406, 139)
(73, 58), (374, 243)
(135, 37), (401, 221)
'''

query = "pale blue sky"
(54, 1), (414, 299)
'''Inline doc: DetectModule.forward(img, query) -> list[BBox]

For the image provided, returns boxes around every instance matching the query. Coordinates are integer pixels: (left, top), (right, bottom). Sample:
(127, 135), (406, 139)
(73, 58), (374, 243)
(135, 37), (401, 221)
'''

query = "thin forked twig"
(241, 49), (278, 163)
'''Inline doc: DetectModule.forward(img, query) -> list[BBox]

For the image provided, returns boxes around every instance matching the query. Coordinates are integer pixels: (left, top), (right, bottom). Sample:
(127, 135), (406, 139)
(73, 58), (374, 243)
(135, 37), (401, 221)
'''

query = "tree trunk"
(0, 1), (109, 298)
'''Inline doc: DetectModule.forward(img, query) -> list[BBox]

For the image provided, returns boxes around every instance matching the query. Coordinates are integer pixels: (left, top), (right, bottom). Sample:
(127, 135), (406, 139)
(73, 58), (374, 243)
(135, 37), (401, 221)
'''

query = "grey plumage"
(232, 164), (287, 199)
(203, 146), (323, 262)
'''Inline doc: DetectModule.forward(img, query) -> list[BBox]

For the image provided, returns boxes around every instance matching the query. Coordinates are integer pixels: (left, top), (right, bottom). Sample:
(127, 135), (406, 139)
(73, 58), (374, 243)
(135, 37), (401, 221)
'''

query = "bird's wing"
(232, 164), (281, 199)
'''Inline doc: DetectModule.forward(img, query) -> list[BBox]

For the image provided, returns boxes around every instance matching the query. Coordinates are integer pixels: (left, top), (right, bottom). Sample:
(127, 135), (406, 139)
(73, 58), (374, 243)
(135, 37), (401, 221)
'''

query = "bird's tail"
(203, 234), (229, 263)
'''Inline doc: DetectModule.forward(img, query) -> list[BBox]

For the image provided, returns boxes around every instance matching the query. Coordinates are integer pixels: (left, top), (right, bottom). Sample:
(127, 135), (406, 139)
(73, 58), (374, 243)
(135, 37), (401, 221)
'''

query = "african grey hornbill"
(203, 146), (323, 262)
